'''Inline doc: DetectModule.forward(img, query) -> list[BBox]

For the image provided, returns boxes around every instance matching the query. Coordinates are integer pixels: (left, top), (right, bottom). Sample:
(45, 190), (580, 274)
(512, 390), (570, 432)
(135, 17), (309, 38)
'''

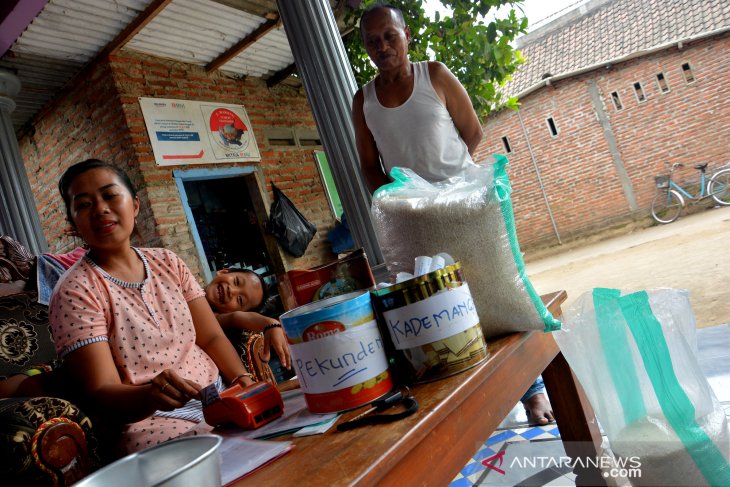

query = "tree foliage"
(344, 0), (528, 120)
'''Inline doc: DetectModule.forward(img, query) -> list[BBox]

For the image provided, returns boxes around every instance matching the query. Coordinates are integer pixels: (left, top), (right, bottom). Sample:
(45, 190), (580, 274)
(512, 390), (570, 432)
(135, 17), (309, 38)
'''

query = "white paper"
(382, 283), (479, 349)
(288, 321), (389, 394)
(292, 415), (339, 437)
(217, 435), (292, 485)
(239, 389), (338, 439)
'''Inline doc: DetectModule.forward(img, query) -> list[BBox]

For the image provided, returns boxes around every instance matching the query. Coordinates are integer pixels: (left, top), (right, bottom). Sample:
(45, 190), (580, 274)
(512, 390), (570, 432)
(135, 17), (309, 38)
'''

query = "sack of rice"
(370, 154), (560, 338)
(555, 288), (730, 486)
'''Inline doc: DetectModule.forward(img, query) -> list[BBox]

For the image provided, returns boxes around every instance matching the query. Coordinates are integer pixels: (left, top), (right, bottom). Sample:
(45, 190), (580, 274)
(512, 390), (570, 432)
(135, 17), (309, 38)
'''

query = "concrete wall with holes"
(475, 33), (730, 250)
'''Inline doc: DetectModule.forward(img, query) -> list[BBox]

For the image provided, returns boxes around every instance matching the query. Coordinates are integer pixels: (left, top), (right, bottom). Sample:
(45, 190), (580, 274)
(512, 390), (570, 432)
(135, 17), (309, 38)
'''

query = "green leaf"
(343, 0), (529, 119)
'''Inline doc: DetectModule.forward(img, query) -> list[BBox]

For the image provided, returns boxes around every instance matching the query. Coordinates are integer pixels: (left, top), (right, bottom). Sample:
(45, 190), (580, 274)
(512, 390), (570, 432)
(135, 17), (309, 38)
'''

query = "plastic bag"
(370, 154), (560, 337)
(555, 288), (730, 486)
(268, 183), (316, 257)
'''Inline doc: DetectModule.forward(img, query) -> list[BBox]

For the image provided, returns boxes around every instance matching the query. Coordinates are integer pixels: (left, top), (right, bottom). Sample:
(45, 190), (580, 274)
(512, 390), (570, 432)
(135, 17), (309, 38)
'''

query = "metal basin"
(74, 435), (222, 487)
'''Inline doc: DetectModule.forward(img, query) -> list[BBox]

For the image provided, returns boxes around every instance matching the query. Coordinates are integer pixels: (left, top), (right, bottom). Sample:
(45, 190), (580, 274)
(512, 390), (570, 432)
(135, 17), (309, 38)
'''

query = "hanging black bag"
(268, 183), (317, 257)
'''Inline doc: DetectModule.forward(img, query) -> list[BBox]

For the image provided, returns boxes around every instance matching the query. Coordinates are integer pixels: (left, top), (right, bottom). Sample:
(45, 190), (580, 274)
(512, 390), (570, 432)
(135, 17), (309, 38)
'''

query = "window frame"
(655, 72), (671, 93)
(681, 62), (696, 84)
(545, 117), (559, 137)
(610, 90), (624, 111)
(632, 81), (647, 103)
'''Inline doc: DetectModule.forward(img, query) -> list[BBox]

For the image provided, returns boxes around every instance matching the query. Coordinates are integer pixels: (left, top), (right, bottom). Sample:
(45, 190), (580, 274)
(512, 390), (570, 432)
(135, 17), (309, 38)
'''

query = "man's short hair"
(360, 3), (407, 37)
(226, 267), (269, 312)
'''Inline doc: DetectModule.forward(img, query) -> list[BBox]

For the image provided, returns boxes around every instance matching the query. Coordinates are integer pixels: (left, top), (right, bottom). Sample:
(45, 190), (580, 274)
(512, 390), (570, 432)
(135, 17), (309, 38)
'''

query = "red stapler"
(201, 381), (284, 429)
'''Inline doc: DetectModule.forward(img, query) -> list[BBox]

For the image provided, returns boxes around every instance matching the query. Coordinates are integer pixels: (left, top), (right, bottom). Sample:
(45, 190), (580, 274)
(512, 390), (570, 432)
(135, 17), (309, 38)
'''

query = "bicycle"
(650, 162), (730, 224)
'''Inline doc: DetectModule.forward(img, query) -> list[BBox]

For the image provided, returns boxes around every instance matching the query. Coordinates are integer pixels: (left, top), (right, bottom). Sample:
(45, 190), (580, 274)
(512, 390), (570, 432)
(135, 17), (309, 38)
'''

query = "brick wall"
(21, 33), (728, 273)
(18, 62), (142, 254)
(475, 33), (730, 250)
(19, 49), (338, 278)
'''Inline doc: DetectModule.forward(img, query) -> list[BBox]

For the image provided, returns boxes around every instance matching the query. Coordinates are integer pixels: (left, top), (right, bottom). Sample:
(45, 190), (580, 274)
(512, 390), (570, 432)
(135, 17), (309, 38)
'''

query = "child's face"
(66, 167), (139, 253)
(206, 269), (263, 313)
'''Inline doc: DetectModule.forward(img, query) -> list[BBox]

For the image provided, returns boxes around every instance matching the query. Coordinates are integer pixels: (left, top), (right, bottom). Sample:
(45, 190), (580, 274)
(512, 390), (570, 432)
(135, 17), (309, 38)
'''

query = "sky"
(423, 0), (590, 33)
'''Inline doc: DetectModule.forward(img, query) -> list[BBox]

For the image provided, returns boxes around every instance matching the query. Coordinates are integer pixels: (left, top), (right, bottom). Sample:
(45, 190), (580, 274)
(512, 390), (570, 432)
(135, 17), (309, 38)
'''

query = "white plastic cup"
(429, 255), (446, 272)
(396, 272), (414, 283)
(414, 256), (432, 277)
(435, 252), (455, 266)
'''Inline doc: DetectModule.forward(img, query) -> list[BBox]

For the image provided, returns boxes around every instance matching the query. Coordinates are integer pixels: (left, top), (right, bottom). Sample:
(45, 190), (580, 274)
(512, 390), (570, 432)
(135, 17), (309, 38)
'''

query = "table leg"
(543, 351), (608, 487)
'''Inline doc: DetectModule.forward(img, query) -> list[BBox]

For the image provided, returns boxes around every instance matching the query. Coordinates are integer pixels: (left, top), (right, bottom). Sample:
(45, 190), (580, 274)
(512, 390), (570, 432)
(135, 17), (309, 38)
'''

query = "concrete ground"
(525, 205), (730, 328)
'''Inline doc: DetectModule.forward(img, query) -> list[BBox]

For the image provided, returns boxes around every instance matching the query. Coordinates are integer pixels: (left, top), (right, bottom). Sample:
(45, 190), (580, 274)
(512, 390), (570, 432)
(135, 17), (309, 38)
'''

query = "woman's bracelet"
(263, 322), (282, 334)
(231, 372), (254, 384)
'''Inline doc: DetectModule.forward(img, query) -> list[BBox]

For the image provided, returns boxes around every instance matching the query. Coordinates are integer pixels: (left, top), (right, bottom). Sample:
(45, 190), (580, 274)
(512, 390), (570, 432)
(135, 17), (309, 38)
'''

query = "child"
(204, 268), (291, 371)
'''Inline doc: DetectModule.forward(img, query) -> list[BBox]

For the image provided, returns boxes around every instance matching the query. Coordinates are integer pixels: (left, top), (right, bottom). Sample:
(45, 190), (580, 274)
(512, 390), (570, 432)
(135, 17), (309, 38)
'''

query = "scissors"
(337, 386), (418, 431)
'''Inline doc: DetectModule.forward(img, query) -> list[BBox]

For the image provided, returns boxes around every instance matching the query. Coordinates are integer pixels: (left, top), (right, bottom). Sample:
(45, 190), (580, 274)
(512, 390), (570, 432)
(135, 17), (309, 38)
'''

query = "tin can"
(280, 290), (393, 413)
(372, 262), (488, 384)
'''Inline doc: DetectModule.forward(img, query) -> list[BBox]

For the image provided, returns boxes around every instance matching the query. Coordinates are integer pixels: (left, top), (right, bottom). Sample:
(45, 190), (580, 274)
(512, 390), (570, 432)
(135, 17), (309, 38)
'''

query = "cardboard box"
(282, 249), (376, 308)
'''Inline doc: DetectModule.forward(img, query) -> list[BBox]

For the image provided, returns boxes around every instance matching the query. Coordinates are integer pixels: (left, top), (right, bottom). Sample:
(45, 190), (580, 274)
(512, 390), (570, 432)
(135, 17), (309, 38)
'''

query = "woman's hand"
(263, 324), (291, 370)
(150, 370), (201, 411)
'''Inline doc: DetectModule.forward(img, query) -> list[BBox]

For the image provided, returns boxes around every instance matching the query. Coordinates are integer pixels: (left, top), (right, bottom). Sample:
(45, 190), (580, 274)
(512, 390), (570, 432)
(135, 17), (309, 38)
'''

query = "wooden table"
(236, 291), (605, 486)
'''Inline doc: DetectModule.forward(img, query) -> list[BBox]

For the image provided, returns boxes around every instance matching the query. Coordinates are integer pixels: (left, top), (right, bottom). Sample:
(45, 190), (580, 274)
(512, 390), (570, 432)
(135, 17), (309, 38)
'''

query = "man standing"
(351, 4), (482, 193)
(351, 4), (554, 425)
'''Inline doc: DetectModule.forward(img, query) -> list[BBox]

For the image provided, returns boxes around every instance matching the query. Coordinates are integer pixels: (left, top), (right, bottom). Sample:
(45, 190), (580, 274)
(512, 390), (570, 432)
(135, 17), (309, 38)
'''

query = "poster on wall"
(139, 97), (261, 166)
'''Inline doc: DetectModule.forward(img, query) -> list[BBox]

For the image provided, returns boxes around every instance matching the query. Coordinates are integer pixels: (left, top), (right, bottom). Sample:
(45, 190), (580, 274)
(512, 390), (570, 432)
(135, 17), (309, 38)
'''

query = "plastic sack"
(555, 288), (730, 486)
(370, 154), (560, 338)
(327, 213), (355, 254)
(268, 183), (316, 257)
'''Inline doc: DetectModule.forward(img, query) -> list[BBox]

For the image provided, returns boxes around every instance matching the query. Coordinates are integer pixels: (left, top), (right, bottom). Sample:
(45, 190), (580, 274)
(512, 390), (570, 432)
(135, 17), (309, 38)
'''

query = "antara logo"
(482, 450), (506, 475)
(171, 102), (185, 108)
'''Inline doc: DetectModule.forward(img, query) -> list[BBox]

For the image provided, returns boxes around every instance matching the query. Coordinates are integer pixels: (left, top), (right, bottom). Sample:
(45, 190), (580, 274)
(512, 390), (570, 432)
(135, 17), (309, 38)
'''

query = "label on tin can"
(382, 283), (479, 349)
(288, 320), (389, 394)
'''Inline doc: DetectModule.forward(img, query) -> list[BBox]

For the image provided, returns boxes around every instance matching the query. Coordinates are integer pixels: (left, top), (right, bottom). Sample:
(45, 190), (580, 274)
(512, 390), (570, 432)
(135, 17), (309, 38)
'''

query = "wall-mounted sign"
(139, 97), (261, 166)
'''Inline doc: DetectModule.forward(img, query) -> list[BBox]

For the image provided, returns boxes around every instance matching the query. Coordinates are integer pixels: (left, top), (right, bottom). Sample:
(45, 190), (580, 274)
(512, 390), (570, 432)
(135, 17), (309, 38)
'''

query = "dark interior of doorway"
(182, 176), (292, 382)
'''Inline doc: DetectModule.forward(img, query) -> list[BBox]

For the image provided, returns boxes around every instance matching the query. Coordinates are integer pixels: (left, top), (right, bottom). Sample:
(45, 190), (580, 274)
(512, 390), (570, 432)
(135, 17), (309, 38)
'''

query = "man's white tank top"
(363, 61), (474, 183)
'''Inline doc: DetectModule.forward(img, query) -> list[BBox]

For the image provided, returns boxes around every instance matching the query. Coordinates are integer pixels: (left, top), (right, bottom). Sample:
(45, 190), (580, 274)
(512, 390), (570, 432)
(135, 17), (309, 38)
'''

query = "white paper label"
(288, 321), (389, 394)
(382, 283), (479, 350)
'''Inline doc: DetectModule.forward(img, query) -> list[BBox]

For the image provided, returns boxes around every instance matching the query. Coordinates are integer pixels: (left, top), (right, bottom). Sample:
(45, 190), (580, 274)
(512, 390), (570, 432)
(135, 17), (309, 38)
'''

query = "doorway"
(174, 167), (292, 381)
(173, 167), (283, 313)
(184, 176), (268, 274)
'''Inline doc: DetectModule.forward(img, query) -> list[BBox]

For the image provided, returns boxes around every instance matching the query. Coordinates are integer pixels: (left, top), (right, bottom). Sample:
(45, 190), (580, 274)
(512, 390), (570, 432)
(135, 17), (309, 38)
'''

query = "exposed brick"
(476, 34), (730, 250)
(18, 50), (336, 281)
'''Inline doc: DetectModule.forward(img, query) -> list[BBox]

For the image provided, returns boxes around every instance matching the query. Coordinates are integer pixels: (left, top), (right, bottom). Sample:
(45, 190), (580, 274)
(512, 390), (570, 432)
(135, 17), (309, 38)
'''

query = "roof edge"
(512, 25), (730, 101)
(0, 0), (48, 57)
(516, 0), (612, 49)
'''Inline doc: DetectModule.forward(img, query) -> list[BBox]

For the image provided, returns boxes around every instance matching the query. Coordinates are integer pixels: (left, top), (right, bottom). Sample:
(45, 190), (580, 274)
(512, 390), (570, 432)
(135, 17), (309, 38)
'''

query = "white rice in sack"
(371, 155), (560, 338)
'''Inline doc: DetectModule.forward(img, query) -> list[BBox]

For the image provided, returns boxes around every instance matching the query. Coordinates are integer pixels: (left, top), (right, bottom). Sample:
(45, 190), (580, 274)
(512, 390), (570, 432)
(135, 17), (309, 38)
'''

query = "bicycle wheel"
(708, 169), (730, 205)
(651, 189), (683, 224)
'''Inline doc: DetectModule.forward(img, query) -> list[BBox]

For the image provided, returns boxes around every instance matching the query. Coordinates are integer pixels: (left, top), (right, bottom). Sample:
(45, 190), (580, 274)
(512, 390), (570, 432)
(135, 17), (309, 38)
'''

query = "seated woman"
(204, 268), (291, 371)
(49, 159), (256, 455)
